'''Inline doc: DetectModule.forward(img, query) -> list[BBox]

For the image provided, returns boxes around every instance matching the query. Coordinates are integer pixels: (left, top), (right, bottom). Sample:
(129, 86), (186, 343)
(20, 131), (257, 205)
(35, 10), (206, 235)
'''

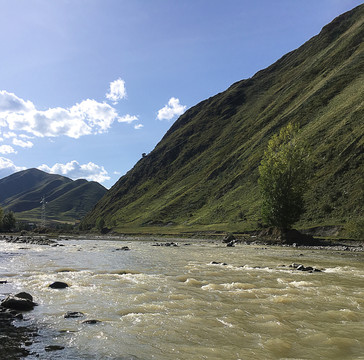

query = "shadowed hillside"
(0, 168), (107, 222)
(81, 5), (364, 233)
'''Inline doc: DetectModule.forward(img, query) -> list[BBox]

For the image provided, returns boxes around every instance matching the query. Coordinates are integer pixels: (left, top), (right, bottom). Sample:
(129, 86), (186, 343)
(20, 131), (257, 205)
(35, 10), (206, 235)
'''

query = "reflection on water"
(1, 239), (364, 359)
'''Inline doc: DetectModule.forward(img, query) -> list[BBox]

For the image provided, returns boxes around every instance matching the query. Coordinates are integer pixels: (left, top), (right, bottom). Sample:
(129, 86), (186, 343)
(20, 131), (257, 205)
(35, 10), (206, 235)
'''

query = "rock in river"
(1, 293), (36, 311)
(14, 292), (33, 301)
(82, 319), (101, 324)
(288, 263), (322, 273)
(49, 281), (69, 289)
(64, 311), (85, 318)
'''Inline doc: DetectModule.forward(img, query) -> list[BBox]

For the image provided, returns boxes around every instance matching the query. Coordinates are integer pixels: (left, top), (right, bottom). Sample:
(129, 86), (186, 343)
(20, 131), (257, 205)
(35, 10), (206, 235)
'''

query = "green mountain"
(81, 5), (364, 234)
(0, 168), (107, 223)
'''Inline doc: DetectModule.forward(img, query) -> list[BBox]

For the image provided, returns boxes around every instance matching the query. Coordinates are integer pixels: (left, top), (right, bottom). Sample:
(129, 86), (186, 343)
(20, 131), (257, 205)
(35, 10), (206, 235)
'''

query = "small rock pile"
(281, 263), (323, 273)
(0, 291), (37, 358)
(1, 235), (57, 246)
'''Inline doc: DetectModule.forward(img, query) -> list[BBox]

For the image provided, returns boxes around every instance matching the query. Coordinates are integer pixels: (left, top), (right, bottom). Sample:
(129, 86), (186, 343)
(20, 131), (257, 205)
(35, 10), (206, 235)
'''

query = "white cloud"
(38, 160), (110, 183)
(19, 134), (34, 139)
(0, 157), (25, 178)
(12, 138), (34, 148)
(0, 145), (16, 154)
(0, 90), (35, 113)
(134, 124), (144, 130)
(106, 78), (127, 103)
(3, 132), (16, 138)
(118, 114), (139, 123)
(157, 97), (186, 121)
(0, 90), (133, 140)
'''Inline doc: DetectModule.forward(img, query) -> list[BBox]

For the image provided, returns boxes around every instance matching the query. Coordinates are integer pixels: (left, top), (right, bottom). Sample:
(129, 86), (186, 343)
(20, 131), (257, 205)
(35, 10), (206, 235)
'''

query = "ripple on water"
(183, 278), (206, 286)
(2, 239), (364, 360)
(201, 282), (256, 292)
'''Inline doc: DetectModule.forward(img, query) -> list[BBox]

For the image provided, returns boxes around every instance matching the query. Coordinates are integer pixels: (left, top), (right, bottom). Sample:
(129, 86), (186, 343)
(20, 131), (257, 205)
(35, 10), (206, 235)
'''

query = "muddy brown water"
(1, 239), (363, 359)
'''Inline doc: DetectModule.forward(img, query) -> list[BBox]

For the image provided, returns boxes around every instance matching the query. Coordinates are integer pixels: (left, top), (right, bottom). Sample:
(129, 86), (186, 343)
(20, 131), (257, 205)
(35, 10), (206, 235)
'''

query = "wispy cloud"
(0, 157), (25, 178)
(0, 145), (16, 154)
(3, 132), (17, 139)
(38, 160), (110, 183)
(106, 78), (127, 103)
(157, 97), (186, 121)
(12, 138), (34, 148)
(118, 114), (139, 123)
(134, 124), (144, 130)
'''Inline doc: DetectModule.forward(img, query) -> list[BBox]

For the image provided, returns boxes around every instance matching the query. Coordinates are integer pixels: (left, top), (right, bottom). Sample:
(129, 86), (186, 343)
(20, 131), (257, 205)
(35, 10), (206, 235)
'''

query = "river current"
(1, 238), (363, 359)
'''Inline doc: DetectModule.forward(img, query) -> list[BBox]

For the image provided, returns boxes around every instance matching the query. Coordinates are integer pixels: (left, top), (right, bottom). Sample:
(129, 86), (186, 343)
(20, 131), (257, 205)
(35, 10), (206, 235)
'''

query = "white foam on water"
(289, 280), (314, 287)
(216, 318), (234, 327)
(2, 238), (364, 360)
(201, 282), (256, 293)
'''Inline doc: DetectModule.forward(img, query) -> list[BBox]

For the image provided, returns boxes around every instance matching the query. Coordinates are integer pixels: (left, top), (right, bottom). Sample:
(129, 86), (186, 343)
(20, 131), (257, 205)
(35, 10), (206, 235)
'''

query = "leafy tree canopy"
(258, 122), (310, 229)
(2, 211), (16, 232)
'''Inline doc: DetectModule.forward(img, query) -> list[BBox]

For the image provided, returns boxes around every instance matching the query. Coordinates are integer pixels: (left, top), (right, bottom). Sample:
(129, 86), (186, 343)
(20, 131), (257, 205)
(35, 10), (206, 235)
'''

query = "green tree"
(96, 217), (105, 232)
(258, 122), (309, 229)
(2, 211), (16, 232)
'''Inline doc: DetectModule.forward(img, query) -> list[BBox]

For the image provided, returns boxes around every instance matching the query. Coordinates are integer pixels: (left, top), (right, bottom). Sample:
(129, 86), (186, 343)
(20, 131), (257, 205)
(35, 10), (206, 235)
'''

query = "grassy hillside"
(0, 168), (107, 223)
(81, 5), (364, 234)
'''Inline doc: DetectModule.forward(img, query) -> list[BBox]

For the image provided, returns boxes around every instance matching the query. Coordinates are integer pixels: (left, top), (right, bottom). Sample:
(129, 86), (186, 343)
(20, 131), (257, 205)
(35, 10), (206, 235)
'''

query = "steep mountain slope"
(81, 5), (364, 232)
(0, 168), (107, 222)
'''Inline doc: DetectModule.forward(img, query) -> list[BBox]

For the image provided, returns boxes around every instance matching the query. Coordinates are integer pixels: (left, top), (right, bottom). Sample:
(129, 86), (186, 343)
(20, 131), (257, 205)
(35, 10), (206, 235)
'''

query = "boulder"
(15, 292), (33, 301)
(49, 281), (69, 289)
(64, 311), (84, 318)
(115, 246), (130, 251)
(152, 242), (178, 247)
(45, 345), (65, 352)
(82, 319), (101, 324)
(288, 263), (322, 273)
(210, 261), (228, 266)
(164, 242), (178, 247)
(1, 295), (36, 311)
(223, 233), (236, 243)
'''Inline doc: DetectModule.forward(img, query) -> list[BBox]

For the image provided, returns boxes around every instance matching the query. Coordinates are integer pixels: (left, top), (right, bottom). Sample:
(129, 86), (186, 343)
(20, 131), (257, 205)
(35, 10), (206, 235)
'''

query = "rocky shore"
(0, 292), (38, 359)
(221, 229), (364, 252)
(0, 234), (58, 246)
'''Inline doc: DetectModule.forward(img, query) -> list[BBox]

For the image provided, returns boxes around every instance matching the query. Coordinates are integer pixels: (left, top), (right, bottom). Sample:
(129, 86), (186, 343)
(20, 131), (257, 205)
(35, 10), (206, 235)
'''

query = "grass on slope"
(81, 5), (364, 234)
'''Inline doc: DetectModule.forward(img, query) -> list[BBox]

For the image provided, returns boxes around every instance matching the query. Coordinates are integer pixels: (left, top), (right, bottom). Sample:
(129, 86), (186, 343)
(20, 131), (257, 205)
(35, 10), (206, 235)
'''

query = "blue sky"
(0, 0), (361, 188)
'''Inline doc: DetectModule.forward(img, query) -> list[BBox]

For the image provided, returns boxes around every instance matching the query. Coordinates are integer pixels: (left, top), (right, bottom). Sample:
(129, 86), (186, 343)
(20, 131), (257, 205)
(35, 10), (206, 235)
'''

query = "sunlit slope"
(81, 5), (364, 232)
(0, 168), (107, 222)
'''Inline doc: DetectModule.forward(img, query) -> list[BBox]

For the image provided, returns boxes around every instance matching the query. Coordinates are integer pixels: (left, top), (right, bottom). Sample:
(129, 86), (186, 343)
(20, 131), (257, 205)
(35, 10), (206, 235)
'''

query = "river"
(1, 238), (363, 359)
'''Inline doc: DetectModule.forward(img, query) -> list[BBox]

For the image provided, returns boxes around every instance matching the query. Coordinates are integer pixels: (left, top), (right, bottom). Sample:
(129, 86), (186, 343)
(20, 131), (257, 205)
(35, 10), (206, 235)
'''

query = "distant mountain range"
(0, 168), (107, 223)
(79, 4), (363, 232)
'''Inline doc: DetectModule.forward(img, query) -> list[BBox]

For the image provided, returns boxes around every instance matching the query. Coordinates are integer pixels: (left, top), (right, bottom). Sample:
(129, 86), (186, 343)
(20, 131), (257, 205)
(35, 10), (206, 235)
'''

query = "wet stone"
(64, 311), (85, 318)
(45, 345), (65, 352)
(49, 281), (69, 289)
(1, 296), (36, 311)
(82, 319), (101, 324)
(15, 292), (33, 301)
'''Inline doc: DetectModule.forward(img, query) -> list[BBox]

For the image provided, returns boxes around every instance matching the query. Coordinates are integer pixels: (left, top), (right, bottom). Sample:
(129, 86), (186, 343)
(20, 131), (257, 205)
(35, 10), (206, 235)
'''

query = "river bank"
(2, 231), (363, 251)
(0, 290), (38, 359)
(0, 306), (33, 359)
